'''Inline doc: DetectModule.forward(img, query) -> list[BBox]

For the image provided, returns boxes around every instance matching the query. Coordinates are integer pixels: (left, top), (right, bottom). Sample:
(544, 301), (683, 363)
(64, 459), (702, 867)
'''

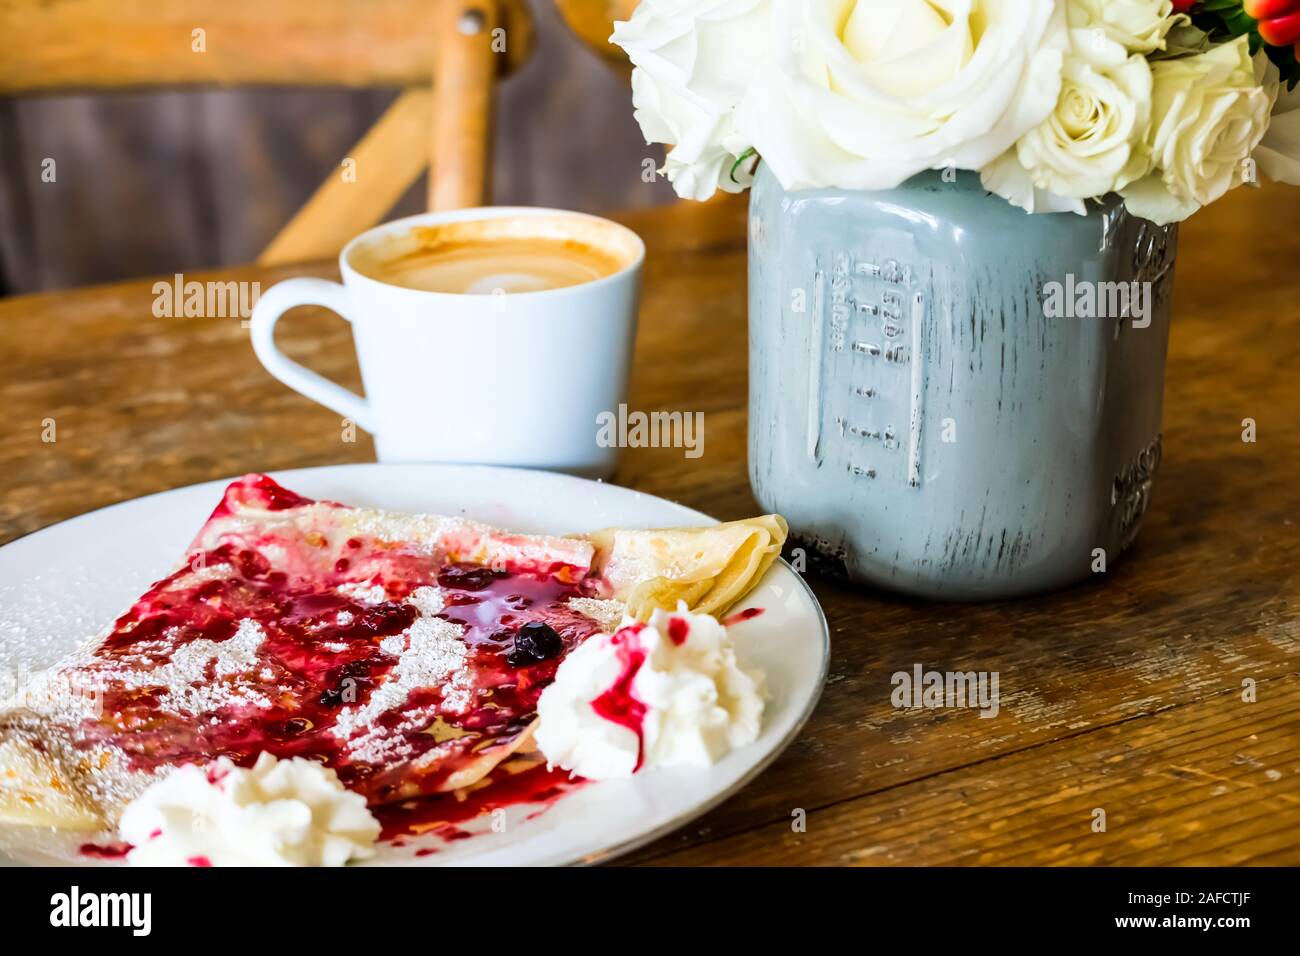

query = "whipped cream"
(535, 604), (764, 780)
(118, 753), (380, 867)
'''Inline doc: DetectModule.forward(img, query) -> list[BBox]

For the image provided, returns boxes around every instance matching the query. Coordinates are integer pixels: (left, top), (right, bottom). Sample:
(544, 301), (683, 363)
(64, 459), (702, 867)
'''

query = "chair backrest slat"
(2, 0), (539, 268)
(1, 0), (532, 94)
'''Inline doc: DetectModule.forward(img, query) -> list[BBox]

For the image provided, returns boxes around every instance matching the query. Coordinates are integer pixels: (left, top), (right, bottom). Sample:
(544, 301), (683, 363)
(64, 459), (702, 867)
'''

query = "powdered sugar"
(328, 582), (477, 763)
(169, 562), (236, 587)
(333, 617), (468, 748)
(440, 667), (476, 716)
(406, 585), (445, 617)
(0, 477), (627, 852)
(336, 582), (388, 604)
(127, 619), (272, 716)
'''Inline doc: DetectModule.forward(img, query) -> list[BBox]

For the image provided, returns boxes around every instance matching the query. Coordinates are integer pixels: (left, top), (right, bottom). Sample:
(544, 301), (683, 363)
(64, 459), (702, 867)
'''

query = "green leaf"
(1183, 1), (1300, 84)
(1150, 22), (1215, 60)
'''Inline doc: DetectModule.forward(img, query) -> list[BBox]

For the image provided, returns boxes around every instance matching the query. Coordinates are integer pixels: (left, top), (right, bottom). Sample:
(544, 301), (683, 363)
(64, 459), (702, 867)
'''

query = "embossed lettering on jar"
(747, 166), (1176, 600)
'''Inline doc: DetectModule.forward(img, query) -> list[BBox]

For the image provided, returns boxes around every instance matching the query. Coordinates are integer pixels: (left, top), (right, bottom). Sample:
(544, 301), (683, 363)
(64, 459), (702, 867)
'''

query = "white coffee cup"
(250, 207), (644, 478)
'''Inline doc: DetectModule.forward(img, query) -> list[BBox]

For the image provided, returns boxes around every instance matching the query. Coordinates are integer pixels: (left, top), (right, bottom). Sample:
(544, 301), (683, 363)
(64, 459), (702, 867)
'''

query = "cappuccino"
(351, 214), (637, 295)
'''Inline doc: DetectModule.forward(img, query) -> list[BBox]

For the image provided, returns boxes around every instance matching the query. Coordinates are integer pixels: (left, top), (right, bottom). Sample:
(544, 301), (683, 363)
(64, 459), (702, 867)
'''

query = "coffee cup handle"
(250, 278), (374, 432)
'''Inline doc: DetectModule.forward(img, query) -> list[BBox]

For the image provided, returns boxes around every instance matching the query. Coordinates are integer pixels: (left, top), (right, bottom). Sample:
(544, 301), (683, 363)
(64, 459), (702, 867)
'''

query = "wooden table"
(2, 186), (1297, 866)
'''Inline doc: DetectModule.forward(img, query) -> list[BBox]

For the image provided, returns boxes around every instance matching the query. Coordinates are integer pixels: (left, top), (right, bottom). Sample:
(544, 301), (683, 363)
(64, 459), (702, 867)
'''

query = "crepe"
(0, 474), (785, 831)
(586, 516), (788, 619)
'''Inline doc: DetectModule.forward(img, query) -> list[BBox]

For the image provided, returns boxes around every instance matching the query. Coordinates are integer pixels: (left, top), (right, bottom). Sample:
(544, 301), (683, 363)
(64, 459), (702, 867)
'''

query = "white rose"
(1256, 76), (1300, 185)
(611, 0), (772, 201)
(1121, 37), (1277, 225)
(733, 0), (1069, 193)
(982, 30), (1153, 215)
(1067, 0), (1174, 55)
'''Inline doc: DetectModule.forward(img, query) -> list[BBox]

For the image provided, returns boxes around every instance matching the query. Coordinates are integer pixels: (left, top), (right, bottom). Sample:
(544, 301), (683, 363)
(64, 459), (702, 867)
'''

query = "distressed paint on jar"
(747, 165), (1176, 600)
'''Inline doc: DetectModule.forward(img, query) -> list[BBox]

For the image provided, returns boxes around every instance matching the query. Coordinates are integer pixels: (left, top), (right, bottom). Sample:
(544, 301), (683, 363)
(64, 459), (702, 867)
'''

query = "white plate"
(0, 463), (828, 866)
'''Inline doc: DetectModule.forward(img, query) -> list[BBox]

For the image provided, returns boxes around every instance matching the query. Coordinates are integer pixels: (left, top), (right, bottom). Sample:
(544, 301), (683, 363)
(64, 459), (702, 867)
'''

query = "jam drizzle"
(79, 842), (131, 860)
(70, 474), (605, 813)
(375, 759), (583, 845)
(666, 615), (690, 646)
(722, 606), (764, 627)
(589, 622), (649, 771)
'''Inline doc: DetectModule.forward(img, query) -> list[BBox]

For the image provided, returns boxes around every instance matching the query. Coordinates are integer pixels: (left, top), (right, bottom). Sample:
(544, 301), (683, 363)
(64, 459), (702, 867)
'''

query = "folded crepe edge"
(0, 723), (105, 831)
(583, 514), (789, 620)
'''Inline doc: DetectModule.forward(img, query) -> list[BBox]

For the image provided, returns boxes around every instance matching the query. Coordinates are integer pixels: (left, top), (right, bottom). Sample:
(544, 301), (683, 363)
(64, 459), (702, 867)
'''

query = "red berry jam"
(589, 623), (649, 771)
(722, 606), (764, 626)
(79, 842), (132, 860)
(69, 475), (605, 823)
(375, 758), (583, 844)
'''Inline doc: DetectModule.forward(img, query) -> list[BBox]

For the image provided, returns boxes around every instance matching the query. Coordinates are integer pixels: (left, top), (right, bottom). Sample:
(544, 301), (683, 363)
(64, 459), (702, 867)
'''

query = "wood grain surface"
(0, 184), (1296, 866)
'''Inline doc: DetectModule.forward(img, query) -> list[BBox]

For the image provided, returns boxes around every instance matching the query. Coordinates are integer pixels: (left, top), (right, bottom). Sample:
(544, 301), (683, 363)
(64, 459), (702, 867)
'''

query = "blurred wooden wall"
(0, 0), (671, 295)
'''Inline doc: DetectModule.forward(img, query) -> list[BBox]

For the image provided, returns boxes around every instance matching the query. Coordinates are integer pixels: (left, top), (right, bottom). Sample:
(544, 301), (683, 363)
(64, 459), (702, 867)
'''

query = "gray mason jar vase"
(747, 164), (1177, 600)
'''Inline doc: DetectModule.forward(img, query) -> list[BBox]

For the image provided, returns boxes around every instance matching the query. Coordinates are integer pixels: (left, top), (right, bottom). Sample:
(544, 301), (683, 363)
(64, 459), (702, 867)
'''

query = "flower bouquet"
(613, 0), (1300, 224)
(610, 1), (1299, 599)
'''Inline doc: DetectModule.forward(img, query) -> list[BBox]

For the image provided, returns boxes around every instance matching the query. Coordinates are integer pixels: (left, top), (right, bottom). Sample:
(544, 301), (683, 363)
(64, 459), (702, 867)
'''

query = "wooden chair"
(0, 0), (537, 266)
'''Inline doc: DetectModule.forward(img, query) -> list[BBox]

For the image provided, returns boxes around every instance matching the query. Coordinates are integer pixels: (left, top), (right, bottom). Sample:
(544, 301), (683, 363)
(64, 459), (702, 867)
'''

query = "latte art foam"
(351, 214), (638, 295)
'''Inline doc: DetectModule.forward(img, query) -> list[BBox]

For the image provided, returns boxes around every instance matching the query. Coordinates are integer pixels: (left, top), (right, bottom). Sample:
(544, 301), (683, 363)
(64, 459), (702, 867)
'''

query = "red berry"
(1245, 0), (1298, 20)
(1259, 11), (1300, 46)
